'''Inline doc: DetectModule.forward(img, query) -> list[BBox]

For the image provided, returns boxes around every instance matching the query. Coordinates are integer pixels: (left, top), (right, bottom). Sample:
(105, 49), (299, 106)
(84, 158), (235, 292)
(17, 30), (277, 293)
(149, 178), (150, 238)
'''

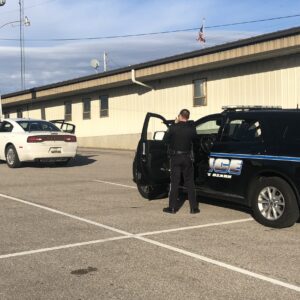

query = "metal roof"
(3, 26), (300, 99)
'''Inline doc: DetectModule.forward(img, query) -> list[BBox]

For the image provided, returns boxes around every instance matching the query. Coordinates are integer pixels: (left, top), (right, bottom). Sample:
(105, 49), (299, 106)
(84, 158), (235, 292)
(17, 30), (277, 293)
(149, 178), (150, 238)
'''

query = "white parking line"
(93, 179), (137, 189)
(138, 218), (253, 236)
(1, 192), (299, 293)
(0, 193), (131, 236)
(0, 236), (130, 259)
(136, 236), (300, 293)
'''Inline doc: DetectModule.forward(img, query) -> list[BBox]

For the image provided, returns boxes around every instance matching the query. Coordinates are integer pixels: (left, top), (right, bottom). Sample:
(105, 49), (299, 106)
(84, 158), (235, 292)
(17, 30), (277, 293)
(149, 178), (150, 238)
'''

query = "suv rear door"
(133, 113), (170, 199)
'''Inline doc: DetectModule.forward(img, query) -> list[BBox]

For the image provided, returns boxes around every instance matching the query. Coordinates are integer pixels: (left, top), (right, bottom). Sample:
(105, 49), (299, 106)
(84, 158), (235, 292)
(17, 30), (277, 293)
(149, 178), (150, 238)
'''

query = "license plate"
(50, 147), (62, 154)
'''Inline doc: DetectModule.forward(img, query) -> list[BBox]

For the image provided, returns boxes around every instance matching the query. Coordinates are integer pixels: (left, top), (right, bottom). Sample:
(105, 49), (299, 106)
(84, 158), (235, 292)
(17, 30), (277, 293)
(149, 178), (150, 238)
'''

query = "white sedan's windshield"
(17, 121), (60, 132)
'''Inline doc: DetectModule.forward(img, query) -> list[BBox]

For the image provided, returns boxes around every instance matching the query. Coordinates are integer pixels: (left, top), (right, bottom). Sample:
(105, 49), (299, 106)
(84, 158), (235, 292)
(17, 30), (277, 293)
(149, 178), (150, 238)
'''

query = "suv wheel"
(6, 145), (22, 168)
(251, 177), (299, 228)
(137, 184), (151, 199)
(137, 183), (169, 200)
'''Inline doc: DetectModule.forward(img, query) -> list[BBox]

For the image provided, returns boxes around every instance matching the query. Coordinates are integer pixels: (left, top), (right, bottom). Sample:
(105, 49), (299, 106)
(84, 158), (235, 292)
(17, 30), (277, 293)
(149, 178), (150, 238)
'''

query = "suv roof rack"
(222, 105), (282, 112)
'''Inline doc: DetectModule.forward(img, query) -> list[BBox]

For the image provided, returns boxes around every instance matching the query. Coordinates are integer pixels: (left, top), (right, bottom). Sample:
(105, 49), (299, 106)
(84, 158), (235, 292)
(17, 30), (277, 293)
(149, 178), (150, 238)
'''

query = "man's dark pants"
(169, 153), (198, 209)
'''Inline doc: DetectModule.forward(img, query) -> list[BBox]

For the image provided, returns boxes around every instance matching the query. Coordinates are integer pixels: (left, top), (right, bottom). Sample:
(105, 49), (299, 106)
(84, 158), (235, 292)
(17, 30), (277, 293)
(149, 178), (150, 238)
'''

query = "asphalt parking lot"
(0, 148), (299, 300)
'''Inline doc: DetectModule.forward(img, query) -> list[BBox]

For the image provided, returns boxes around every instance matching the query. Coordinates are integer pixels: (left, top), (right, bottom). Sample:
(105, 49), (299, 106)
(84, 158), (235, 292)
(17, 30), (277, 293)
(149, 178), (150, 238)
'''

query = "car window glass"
(0, 121), (13, 133)
(196, 120), (220, 135)
(17, 121), (60, 132)
(222, 119), (262, 142)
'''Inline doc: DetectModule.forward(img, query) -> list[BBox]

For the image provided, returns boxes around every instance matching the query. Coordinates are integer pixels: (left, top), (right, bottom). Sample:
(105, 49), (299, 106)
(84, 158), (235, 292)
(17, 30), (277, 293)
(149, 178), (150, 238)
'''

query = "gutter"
(131, 69), (153, 90)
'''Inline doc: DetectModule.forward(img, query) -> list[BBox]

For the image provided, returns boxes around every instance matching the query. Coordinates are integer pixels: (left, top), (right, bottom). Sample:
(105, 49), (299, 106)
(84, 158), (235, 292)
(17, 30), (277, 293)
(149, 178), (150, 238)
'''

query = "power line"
(1, 13), (300, 42)
(0, 0), (57, 15)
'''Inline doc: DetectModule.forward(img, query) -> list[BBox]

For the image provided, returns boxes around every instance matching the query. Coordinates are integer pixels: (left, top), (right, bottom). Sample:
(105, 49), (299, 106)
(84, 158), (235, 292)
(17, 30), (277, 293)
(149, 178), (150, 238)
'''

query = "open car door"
(49, 120), (76, 134)
(133, 113), (171, 200)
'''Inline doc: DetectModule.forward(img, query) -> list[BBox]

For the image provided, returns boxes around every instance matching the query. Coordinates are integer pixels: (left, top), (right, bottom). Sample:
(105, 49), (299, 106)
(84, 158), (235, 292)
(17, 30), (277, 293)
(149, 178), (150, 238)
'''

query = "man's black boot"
(163, 207), (177, 214)
(190, 208), (200, 214)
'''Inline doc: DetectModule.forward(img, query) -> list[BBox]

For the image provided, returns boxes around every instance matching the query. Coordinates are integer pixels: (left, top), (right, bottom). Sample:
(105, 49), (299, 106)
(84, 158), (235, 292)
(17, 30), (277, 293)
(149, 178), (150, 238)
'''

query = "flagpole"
(201, 18), (206, 49)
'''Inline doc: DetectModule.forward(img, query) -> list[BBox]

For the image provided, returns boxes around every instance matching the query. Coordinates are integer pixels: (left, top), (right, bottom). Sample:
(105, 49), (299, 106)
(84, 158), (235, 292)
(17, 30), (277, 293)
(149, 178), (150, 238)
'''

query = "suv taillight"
(64, 135), (77, 142)
(27, 136), (44, 143)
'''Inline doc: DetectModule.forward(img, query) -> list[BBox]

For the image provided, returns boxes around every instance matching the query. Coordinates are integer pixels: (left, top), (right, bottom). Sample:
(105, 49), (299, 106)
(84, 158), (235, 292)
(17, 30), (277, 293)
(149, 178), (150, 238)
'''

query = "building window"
(17, 109), (23, 118)
(193, 79), (207, 106)
(100, 95), (109, 117)
(83, 98), (91, 120)
(4, 112), (10, 118)
(65, 101), (72, 121)
(41, 107), (46, 120)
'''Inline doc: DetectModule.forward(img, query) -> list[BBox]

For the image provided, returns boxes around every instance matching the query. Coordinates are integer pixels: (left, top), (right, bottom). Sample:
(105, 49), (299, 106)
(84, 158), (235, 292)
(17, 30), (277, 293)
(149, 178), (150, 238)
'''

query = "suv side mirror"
(153, 131), (165, 141)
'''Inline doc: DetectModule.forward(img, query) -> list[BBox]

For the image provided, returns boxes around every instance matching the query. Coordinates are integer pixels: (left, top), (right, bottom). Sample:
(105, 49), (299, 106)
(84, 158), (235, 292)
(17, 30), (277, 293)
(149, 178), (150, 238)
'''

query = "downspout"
(131, 69), (153, 90)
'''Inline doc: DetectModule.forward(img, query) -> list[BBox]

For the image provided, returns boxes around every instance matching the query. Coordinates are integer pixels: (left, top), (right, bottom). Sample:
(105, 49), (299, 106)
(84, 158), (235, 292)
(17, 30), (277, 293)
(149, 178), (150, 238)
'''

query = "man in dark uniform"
(163, 109), (200, 214)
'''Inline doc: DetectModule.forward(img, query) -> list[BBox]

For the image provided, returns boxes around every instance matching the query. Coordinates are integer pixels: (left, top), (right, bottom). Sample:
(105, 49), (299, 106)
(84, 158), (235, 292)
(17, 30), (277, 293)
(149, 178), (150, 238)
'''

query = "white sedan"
(0, 118), (77, 168)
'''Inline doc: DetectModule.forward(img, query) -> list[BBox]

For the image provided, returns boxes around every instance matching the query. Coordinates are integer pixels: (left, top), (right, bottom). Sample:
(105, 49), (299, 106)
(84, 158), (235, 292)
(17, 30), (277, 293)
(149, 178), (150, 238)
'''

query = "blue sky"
(1, 0), (300, 94)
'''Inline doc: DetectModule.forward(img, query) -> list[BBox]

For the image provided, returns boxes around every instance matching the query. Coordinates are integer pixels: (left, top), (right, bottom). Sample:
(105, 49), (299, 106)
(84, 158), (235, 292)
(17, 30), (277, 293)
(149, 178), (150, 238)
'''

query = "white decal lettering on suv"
(209, 157), (243, 176)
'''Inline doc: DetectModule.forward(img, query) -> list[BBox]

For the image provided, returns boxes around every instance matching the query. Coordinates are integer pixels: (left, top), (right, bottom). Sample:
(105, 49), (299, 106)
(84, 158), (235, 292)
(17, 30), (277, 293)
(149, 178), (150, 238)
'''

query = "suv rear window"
(17, 121), (60, 132)
(222, 119), (262, 142)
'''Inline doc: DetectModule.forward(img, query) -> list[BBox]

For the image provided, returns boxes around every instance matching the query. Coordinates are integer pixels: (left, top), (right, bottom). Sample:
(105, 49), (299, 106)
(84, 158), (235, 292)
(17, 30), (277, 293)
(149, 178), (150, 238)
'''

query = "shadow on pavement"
(20, 154), (97, 168)
(175, 191), (252, 215)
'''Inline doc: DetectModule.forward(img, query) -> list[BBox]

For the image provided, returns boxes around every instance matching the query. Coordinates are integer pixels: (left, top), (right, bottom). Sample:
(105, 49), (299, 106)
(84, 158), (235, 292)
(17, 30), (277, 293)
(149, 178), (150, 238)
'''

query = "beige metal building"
(2, 27), (300, 149)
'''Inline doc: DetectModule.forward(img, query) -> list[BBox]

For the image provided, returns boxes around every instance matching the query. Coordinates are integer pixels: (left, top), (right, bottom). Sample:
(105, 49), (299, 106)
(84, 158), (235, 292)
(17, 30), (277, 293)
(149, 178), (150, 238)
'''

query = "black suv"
(133, 106), (300, 228)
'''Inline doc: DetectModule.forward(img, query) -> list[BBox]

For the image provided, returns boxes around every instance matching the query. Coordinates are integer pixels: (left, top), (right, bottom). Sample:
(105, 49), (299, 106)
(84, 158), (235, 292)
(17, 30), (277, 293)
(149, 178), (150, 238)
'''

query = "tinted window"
(17, 109), (23, 118)
(100, 95), (109, 117)
(41, 107), (46, 120)
(193, 79), (207, 106)
(222, 119), (262, 142)
(17, 121), (60, 132)
(0, 121), (13, 132)
(65, 101), (72, 121)
(83, 98), (91, 119)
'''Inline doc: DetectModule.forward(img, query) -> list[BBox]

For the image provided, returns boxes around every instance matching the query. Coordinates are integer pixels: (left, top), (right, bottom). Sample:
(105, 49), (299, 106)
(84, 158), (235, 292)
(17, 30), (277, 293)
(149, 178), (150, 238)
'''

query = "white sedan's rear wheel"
(6, 145), (21, 168)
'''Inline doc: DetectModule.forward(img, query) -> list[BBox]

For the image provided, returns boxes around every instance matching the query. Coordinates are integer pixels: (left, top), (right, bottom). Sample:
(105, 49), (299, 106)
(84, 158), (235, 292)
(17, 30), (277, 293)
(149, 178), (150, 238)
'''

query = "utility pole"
(0, 0), (6, 120)
(103, 51), (108, 72)
(19, 0), (25, 90)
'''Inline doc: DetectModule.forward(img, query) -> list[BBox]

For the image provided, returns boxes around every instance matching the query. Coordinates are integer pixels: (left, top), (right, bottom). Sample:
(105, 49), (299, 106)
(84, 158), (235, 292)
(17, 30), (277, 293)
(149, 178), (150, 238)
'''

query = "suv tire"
(6, 145), (22, 168)
(250, 177), (299, 228)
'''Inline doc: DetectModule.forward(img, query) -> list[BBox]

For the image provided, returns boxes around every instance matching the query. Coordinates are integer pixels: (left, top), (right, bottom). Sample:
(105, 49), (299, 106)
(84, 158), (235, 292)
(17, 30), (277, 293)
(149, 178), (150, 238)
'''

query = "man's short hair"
(179, 109), (190, 120)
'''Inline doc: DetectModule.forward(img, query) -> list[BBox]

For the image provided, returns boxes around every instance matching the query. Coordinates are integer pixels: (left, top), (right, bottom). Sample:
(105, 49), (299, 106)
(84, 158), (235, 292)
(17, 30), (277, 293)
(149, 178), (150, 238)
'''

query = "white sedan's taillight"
(64, 135), (77, 142)
(27, 136), (44, 143)
(27, 135), (77, 143)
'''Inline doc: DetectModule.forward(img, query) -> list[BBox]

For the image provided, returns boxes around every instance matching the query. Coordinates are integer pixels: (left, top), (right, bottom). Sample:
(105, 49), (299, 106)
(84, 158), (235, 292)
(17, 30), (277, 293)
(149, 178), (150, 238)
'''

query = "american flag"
(196, 25), (206, 43)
